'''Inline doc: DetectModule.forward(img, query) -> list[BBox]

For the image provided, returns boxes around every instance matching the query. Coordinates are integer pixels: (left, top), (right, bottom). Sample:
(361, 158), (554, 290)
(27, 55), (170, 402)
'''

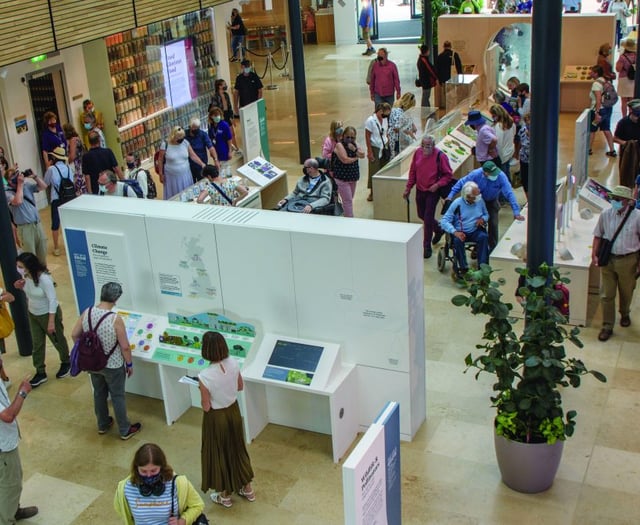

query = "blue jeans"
(90, 366), (131, 436)
(231, 35), (244, 59)
(452, 228), (489, 271)
(374, 94), (394, 107)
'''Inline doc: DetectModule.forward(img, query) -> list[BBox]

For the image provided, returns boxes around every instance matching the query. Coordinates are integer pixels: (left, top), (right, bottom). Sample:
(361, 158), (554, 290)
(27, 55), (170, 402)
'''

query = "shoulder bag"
(0, 301), (14, 339)
(597, 206), (633, 266)
(375, 122), (391, 163)
(171, 475), (209, 524)
(210, 181), (234, 205)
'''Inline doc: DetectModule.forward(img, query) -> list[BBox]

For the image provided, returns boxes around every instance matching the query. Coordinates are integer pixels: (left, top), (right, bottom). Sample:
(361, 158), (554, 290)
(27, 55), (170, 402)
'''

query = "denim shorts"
(590, 106), (612, 132)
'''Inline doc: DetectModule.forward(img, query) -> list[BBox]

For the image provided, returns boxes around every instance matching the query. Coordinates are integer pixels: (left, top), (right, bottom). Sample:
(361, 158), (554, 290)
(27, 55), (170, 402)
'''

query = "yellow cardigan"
(114, 475), (205, 525)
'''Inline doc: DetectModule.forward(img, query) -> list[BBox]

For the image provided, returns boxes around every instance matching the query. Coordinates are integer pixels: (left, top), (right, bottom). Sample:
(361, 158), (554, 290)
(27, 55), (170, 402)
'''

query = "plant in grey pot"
(452, 263), (606, 493)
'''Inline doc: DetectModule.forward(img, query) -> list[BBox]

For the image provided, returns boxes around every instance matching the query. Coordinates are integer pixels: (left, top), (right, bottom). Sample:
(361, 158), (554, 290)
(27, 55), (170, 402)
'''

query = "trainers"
(29, 373), (48, 388)
(121, 422), (142, 440)
(98, 416), (114, 435)
(15, 506), (38, 521)
(56, 363), (70, 379)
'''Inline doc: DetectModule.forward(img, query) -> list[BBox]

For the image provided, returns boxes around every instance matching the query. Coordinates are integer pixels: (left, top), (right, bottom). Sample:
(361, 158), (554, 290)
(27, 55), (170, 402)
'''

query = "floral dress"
(71, 137), (87, 194)
(203, 178), (243, 206)
(388, 108), (416, 158)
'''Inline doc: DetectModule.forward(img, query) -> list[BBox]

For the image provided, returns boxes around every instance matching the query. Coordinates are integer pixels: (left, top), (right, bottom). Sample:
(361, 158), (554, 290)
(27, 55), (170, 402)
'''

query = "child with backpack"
(589, 64), (617, 157)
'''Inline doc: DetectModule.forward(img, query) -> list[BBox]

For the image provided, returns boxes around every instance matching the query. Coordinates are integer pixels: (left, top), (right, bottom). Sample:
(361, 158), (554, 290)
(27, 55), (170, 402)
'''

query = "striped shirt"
(123, 479), (177, 525)
(593, 207), (640, 255)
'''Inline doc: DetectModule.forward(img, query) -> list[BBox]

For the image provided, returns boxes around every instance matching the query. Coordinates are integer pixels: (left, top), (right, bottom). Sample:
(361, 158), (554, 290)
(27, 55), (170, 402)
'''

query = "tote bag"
(0, 302), (14, 339)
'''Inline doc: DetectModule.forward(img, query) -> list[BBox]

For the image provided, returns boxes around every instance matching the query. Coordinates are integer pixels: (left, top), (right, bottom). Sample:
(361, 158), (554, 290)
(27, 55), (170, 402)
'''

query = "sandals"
(238, 487), (256, 502)
(210, 492), (232, 508)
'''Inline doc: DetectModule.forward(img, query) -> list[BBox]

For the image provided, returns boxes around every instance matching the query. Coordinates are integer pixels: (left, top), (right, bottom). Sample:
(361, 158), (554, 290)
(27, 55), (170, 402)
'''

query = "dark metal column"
(526, 1), (563, 270)
(635, 10), (640, 99)
(0, 182), (32, 356)
(287, 0), (311, 163)
(424, 0), (433, 57)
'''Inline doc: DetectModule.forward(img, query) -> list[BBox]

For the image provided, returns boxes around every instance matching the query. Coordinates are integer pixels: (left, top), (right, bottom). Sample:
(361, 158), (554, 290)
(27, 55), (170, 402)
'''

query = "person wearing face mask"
(82, 131), (123, 195)
(186, 117), (218, 183)
(403, 135), (453, 259)
(14, 252), (70, 388)
(209, 79), (240, 154)
(445, 161), (524, 251)
(614, 100), (640, 189)
(277, 159), (333, 213)
(82, 113), (106, 148)
(207, 109), (233, 164)
(588, 64), (617, 158)
(156, 126), (206, 200)
(125, 153), (156, 199)
(40, 111), (67, 168)
(115, 442), (204, 523)
(369, 48), (401, 107)
(331, 126), (365, 217)
(416, 44), (439, 108)
(440, 181), (489, 280)
(364, 102), (392, 201)
(4, 168), (49, 266)
(489, 104), (516, 177)
(322, 120), (344, 166)
(592, 186), (640, 341)
(233, 60), (263, 117)
(227, 8), (247, 62)
(464, 110), (499, 165)
(79, 99), (104, 148)
(62, 123), (88, 195)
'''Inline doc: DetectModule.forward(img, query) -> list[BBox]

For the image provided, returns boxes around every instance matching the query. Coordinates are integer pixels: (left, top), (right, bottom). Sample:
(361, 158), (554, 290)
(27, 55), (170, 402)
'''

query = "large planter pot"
(494, 432), (564, 493)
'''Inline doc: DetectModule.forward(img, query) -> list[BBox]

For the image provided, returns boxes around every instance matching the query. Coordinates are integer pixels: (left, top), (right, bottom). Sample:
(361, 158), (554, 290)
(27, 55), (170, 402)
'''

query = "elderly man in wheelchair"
(277, 158), (339, 215)
(439, 180), (489, 280)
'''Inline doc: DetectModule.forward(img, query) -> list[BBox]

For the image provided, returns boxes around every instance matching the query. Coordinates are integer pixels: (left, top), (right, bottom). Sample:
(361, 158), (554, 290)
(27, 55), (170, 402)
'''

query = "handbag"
(597, 206), (633, 266)
(375, 121), (391, 162)
(170, 476), (209, 525)
(0, 301), (14, 339)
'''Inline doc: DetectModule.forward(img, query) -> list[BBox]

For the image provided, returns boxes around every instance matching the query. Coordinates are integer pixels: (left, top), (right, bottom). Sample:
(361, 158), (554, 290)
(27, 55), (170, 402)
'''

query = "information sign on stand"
(237, 157), (285, 187)
(239, 98), (269, 161)
(343, 401), (401, 525)
(578, 178), (612, 214)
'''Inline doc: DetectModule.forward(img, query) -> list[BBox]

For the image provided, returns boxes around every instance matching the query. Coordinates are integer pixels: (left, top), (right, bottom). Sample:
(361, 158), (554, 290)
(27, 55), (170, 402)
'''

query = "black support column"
(287, 0), (311, 163)
(526, 2), (563, 270)
(0, 181), (32, 356)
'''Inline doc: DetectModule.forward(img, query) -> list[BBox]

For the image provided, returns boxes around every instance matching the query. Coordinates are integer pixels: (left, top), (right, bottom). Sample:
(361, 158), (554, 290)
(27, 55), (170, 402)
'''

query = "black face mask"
(303, 167), (309, 176)
(177, 138), (184, 144)
(377, 56), (384, 62)
(138, 477), (165, 497)
(126, 162), (135, 169)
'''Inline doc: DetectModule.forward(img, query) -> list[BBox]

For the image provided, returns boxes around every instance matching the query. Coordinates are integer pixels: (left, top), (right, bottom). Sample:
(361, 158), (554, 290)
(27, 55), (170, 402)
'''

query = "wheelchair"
(436, 231), (479, 280)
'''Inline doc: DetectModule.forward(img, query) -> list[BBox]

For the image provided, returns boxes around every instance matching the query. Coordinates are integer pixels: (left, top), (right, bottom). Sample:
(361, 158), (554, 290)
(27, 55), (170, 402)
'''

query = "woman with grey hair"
(156, 126), (206, 200)
(71, 282), (141, 440)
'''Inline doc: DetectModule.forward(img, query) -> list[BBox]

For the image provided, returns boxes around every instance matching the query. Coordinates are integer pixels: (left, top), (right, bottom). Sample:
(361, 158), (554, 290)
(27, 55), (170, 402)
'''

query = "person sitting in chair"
(277, 158), (333, 214)
(440, 181), (489, 279)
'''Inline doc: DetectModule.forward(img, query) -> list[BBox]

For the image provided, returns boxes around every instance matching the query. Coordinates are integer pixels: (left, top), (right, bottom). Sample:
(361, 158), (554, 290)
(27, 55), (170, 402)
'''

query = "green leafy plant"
(452, 263), (607, 444)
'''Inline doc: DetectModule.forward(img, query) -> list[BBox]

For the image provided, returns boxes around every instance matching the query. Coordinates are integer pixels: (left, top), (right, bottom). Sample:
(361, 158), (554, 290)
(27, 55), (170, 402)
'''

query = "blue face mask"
(486, 174), (499, 182)
(140, 473), (161, 484)
(99, 184), (108, 193)
(611, 199), (624, 211)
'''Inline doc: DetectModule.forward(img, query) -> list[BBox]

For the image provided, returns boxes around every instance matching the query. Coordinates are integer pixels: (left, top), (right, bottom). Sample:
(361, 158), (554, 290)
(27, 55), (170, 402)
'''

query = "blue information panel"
(262, 339), (324, 386)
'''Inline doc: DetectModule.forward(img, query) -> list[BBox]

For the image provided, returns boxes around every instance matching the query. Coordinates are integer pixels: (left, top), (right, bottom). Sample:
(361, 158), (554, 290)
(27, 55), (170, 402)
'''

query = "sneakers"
(362, 47), (376, 56)
(56, 363), (70, 379)
(15, 506), (38, 521)
(120, 422), (142, 440)
(53, 248), (61, 256)
(605, 150), (617, 158)
(29, 373), (48, 388)
(229, 57), (238, 62)
(98, 416), (114, 435)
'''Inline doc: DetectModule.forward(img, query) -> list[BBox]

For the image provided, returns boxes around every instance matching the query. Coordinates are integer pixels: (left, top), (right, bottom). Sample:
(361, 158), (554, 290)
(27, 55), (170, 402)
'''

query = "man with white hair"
(186, 117), (218, 183)
(440, 181), (489, 278)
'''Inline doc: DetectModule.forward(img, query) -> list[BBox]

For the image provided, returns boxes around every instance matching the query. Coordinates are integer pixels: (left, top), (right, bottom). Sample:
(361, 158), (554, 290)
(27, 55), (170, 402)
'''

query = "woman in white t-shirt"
(199, 331), (255, 508)
(14, 252), (70, 388)
(588, 64), (616, 157)
(490, 104), (516, 177)
(364, 102), (391, 201)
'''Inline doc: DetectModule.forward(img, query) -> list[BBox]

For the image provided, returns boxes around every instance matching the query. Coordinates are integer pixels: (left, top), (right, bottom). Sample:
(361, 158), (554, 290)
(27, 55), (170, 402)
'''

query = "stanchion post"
(266, 52), (278, 90)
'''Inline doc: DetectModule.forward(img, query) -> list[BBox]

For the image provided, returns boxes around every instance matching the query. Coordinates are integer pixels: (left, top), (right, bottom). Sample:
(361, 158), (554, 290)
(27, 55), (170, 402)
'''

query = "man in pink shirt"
(403, 135), (453, 258)
(465, 110), (498, 164)
(369, 48), (401, 107)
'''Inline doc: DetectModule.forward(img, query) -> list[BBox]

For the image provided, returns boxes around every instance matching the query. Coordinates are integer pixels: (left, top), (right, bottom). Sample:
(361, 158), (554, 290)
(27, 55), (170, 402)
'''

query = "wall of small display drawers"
(105, 9), (217, 163)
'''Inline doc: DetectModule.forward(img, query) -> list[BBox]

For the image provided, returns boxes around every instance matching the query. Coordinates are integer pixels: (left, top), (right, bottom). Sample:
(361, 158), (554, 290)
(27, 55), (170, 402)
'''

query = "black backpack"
(54, 165), (76, 204)
(131, 167), (157, 199)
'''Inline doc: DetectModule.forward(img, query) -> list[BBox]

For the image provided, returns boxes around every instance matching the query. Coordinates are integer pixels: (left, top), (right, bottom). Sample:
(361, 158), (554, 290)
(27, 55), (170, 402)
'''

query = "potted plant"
(451, 263), (606, 493)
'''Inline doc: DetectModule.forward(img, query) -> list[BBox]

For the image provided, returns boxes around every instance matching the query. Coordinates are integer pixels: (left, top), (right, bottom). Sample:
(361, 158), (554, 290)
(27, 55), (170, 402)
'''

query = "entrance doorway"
(358, 0), (421, 45)
(26, 65), (69, 171)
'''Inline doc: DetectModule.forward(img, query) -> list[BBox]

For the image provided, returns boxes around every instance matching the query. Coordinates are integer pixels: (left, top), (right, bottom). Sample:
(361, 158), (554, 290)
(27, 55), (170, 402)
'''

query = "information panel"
(262, 339), (324, 386)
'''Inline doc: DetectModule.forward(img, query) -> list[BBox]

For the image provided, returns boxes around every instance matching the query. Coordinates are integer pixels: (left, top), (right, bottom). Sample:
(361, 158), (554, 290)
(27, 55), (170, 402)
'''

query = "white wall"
(0, 46), (89, 173)
(334, 0), (358, 45)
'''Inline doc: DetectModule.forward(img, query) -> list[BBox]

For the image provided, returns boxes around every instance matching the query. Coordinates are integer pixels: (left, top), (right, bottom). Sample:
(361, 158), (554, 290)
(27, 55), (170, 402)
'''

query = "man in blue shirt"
(359, 0), (375, 56)
(186, 117), (218, 183)
(446, 160), (524, 250)
(441, 181), (489, 278)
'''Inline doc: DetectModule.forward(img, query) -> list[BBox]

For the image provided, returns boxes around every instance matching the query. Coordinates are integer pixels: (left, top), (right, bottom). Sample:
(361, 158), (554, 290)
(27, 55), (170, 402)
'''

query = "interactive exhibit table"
(60, 196), (424, 458)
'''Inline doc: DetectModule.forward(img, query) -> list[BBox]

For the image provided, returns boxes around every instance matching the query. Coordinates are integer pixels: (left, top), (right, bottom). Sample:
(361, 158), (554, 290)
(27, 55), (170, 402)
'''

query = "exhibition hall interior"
(0, 1), (639, 524)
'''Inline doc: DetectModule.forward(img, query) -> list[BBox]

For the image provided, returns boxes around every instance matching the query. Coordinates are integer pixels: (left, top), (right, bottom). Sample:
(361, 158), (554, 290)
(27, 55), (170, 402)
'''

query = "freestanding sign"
(239, 98), (270, 161)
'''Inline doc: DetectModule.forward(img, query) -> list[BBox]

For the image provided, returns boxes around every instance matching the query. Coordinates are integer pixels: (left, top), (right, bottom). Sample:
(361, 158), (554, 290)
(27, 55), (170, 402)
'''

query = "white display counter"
(60, 196), (425, 441)
(490, 200), (600, 327)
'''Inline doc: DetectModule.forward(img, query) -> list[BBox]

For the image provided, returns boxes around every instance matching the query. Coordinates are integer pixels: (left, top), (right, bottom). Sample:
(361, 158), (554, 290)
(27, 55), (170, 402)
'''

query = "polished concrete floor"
(2, 43), (640, 524)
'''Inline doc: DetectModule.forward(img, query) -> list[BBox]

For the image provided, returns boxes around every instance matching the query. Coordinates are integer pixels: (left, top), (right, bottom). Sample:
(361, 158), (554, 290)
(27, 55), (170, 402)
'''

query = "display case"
(106, 9), (217, 163)
(373, 109), (474, 223)
(445, 74), (481, 112)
